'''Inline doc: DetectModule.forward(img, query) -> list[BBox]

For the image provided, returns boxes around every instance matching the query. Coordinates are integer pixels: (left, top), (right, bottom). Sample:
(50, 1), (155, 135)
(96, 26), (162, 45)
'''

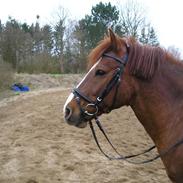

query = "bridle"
(72, 52), (183, 164)
(73, 53), (127, 117)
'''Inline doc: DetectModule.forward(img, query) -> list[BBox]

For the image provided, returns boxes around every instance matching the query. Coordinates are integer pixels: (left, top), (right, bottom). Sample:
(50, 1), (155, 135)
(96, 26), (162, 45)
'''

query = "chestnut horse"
(63, 29), (183, 183)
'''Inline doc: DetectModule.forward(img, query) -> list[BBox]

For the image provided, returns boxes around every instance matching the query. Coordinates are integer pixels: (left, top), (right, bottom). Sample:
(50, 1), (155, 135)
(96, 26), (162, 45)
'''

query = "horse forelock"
(87, 37), (111, 70)
(87, 35), (124, 70)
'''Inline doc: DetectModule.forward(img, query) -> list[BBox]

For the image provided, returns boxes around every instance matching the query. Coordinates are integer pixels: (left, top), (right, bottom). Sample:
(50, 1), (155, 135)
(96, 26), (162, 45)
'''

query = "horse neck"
(130, 60), (183, 150)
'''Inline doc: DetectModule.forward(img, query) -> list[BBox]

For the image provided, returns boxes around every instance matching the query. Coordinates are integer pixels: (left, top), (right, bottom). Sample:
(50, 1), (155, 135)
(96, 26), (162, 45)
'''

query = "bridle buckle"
(97, 97), (102, 102)
(84, 103), (99, 116)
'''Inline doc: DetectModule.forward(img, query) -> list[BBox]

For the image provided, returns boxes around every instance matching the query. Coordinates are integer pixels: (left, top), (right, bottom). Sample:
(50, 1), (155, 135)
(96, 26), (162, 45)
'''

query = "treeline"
(0, 1), (159, 74)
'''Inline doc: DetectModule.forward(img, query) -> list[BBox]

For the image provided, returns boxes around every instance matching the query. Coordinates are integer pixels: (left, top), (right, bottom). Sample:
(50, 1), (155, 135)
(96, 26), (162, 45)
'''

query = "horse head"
(63, 29), (137, 128)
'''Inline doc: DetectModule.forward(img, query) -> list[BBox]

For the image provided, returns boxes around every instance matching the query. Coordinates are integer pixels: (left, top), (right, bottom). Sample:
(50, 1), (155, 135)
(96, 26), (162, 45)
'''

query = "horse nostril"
(65, 106), (72, 120)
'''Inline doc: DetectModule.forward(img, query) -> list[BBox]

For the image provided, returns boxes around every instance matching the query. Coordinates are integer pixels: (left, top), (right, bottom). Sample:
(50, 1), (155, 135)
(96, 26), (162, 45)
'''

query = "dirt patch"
(14, 73), (83, 90)
(0, 86), (170, 182)
(0, 73), (83, 101)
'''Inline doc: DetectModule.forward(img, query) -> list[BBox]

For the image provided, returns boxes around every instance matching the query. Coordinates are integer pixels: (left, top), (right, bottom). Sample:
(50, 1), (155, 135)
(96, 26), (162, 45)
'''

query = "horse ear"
(108, 28), (118, 51)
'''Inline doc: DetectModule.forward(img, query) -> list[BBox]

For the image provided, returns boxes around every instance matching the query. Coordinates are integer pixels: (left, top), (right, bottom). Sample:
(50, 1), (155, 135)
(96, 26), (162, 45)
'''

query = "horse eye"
(95, 69), (106, 76)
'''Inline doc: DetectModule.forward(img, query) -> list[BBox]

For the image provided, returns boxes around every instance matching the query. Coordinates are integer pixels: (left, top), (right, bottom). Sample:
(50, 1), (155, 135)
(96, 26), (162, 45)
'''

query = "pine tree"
(139, 25), (159, 46)
(42, 24), (53, 54)
(148, 27), (159, 46)
(139, 27), (148, 44)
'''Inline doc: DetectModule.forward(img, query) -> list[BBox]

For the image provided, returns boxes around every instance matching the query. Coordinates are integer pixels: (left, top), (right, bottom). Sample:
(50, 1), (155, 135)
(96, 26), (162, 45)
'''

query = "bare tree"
(52, 6), (69, 73)
(117, 0), (147, 37)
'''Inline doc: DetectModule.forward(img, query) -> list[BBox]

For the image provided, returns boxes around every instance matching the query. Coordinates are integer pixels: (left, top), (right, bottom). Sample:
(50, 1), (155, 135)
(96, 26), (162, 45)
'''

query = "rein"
(89, 117), (157, 164)
(89, 117), (183, 164)
(72, 53), (183, 164)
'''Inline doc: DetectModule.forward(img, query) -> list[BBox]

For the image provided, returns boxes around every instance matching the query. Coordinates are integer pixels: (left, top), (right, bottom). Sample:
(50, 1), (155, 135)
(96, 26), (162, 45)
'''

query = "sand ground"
(0, 74), (171, 183)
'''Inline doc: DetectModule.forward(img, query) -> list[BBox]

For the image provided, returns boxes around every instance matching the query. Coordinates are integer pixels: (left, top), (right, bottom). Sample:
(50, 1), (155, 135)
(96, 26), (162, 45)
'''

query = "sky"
(1, 0), (183, 55)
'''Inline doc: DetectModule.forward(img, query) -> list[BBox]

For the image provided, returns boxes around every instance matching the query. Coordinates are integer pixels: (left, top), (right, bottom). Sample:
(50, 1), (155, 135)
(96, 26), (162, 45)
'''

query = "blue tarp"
(11, 83), (30, 92)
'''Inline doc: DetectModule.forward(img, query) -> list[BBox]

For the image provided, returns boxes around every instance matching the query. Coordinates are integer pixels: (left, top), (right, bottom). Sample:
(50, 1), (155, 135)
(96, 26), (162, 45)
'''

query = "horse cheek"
(119, 81), (134, 106)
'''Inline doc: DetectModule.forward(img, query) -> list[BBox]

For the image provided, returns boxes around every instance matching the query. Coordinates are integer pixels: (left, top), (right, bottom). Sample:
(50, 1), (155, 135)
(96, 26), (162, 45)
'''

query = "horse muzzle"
(63, 96), (88, 128)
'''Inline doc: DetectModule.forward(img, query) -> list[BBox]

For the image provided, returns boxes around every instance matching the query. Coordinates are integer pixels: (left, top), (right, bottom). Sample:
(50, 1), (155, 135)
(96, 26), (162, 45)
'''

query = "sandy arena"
(0, 74), (170, 183)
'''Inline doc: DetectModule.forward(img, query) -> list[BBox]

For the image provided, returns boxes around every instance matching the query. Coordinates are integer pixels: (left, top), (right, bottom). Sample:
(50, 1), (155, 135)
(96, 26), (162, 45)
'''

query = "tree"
(72, 20), (88, 72)
(118, 0), (159, 46)
(32, 15), (43, 54)
(118, 0), (145, 37)
(139, 25), (159, 46)
(42, 24), (53, 54)
(52, 6), (68, 73)
(80, 2), (119, 50)
(91, 2), (119, 27)
(21, 22), (30, 33)
(147, 27), (159, 46)
(1, 17), (23, 68)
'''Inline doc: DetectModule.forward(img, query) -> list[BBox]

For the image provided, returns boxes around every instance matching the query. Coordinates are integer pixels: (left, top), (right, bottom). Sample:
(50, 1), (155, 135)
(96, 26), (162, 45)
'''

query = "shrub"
(0, 58), (14, 90)
(17, 53), (61, 74)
